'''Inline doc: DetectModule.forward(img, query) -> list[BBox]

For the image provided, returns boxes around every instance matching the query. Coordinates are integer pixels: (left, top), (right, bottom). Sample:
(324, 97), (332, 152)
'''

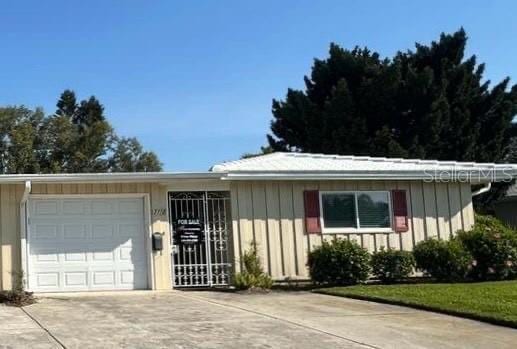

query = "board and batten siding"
(230, 180), (475, 280)
(0, 182), (172, 291)
(0, 184), (25, 291)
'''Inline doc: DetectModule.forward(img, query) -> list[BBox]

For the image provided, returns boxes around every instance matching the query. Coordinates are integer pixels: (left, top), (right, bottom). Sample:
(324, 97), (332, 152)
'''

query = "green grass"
(315, 281), (517, 328)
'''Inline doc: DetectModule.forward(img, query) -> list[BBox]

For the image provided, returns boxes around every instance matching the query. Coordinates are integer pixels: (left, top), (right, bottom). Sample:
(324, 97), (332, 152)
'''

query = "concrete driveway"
(1, 290), (516, 349)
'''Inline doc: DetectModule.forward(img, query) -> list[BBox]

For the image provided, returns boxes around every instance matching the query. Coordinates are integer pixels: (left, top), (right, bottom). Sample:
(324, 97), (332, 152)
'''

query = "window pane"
(322, 193), (356, 228)
(357, 192), (390, 228)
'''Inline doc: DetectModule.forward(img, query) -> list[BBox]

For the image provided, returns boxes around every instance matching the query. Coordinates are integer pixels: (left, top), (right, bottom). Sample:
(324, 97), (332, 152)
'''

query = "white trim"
(319, 190), (394, 234)
(167, 191), (176, 288)
(164, 190), (173, 289)
(222, 171), (512, 183)
(20, 180), (32, 289)
(24, 193), (155, 292)
(472, 182), (492, 196)
(142, 193), (154, 290)
(0, 172), (225, 184)
(29, 193), (151, 199)
(165, 179), (230, 192)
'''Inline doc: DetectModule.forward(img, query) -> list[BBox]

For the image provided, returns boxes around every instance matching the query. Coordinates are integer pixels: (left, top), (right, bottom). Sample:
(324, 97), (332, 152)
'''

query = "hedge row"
(308, 240), (415, 284)
(308, 215), (517, 285)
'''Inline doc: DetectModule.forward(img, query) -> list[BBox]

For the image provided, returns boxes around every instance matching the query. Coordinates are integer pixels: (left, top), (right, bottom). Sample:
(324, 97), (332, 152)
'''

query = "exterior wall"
(230, 180), (475, 281)
(0, 178), (478, 289)
(0, 182), (172, 291)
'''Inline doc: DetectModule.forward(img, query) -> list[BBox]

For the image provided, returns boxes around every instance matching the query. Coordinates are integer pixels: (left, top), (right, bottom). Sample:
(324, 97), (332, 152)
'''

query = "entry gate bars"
(169, 191), (232, 287)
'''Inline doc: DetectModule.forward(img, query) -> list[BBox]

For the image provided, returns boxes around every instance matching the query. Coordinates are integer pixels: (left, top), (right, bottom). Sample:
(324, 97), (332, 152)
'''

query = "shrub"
(413, 238), (472, 281)
(233, 272), (273, 290)
(233, 243), (273, 290)
(371, 248), (415, 283)
(308, 239), (370, 285)
(0, 272), (36, 307)
(457, 215), (517, 281)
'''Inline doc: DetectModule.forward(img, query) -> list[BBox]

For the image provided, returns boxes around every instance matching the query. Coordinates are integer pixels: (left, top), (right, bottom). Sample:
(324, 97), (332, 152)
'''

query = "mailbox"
(152, 233), (163, 251)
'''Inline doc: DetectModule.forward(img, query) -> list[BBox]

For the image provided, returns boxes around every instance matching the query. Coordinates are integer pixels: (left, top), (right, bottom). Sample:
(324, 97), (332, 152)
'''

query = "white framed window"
(319, 191), (393, 233)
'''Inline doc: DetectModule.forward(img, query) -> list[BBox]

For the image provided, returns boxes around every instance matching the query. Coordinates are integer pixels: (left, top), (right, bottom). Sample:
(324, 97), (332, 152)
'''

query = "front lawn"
(316, 281), (517, 328)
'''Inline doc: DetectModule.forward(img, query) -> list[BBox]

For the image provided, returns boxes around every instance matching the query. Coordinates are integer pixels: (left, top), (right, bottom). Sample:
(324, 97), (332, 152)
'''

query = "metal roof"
(211, 152), (517, 182)
(0, 152), (514, 183)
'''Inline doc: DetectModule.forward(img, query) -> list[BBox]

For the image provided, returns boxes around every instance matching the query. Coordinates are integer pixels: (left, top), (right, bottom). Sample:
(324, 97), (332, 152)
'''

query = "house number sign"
(152, 208), (166, 217)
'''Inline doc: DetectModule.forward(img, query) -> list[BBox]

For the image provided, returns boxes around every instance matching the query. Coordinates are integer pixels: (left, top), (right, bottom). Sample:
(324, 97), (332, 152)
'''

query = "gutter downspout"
(472, 182), (491, 197)
(20, 180), (31, 290)
(21, 180), (31, 204)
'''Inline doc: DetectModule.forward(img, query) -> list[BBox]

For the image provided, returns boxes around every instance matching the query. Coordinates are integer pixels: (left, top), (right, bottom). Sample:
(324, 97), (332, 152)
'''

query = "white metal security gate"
(169, 192), (231, 287)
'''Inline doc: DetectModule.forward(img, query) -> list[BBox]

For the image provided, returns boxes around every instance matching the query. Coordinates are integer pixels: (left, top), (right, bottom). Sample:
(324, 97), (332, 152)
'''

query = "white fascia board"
(222, 169), (517, 183)
(0, 172), (225, 184)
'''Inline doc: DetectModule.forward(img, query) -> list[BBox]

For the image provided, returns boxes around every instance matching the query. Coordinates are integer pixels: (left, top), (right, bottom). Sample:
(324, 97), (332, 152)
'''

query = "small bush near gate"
(233, 243), (273, 291)
(457, 215), (517, 281)
(308, 239), (370, 285)
(370, 248), (415, 283)
(413, 238), (472, 281)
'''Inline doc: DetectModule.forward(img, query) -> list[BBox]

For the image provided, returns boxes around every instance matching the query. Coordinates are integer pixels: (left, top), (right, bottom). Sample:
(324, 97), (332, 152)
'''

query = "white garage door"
(27, 197), (148, 292)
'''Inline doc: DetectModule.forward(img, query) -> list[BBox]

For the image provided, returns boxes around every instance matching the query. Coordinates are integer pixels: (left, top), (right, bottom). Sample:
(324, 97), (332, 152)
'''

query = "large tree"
(109, 137), (162, 172)
(0, 90), (162, 174)
(267, 29), (517, 163)
(0, 106), (46, 173)
(53, 91), (113, 172)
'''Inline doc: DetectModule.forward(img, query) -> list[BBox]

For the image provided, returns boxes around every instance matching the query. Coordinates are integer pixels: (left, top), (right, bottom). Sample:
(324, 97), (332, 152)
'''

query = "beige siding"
(0, 185), (24, 290)
(230, 180), (475, 281)
(0, 182), (172, 291)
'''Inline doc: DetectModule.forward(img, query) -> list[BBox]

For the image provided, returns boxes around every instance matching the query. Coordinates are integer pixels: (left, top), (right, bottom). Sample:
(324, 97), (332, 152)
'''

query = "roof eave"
(221, 170), (517, 183)
(0, 172), (225, 184)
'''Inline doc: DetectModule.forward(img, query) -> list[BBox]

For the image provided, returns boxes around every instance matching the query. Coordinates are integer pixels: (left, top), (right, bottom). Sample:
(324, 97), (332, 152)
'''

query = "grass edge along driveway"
(315, 280), (517, 328)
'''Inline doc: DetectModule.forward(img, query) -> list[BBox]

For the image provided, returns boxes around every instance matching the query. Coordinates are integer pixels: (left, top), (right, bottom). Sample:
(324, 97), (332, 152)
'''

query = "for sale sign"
(175, 218), (203, 245)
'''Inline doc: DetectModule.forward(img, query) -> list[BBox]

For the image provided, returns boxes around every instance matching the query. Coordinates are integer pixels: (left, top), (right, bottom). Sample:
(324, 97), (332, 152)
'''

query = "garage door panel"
(119, 246), (133, 261)
(63, 224), (87, 239)
(62, 200), (87, 215)
(92, 271), (116, 287)
(32, 248), (59, 263)
(92, 224), (114, 239)
(32, 225), (58, 239)
(120, 270), (134, 285)
(64, 272), (88, 287)
(28, 197), (148, 292)
(118, 199), (143, 214)
(92, 200), (115, 215)
(64, 251), (87, 262)
(36, 272), (60, 288)
(33, 201), (59, 215)
(119, 224), (143, 239)
(92, 251), (115, 261)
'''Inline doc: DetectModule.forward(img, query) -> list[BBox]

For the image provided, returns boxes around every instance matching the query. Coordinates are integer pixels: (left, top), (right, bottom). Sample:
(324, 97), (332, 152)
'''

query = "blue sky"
(0, 1), (516, 171)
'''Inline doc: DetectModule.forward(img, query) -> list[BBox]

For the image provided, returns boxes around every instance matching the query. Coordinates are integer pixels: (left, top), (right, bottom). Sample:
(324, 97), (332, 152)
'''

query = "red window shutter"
(392, 190), (409, 233)
(304, 190), (321, 234)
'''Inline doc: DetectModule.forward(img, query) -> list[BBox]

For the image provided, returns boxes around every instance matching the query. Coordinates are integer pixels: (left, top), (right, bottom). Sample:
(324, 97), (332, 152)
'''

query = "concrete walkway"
(1, 290), (516, 348)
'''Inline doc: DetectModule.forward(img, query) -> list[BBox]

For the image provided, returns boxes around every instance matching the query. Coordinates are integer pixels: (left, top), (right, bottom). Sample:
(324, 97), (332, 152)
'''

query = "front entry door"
(168, 192), (231, 287)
